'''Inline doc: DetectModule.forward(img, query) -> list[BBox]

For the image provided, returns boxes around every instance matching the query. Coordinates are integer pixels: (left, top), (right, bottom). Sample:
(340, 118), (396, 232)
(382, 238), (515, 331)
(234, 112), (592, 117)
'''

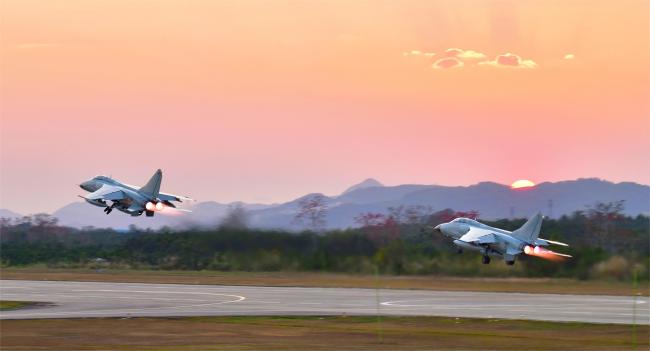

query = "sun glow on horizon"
(511, 179), (536, 189)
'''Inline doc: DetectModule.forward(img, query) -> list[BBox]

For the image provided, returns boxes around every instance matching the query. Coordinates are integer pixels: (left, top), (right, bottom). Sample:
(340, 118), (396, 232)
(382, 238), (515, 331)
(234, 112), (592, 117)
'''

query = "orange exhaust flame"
(523, 245), (570, 262)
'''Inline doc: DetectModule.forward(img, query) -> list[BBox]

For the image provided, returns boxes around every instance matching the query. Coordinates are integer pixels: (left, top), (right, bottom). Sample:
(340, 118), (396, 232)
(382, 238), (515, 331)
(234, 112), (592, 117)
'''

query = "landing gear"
(505, 260), (515, 266)
(145, 210), (154, 217)
(457, 248), (463, 254)
(104, 203), (117, 214)
(482, 255), (491, 264)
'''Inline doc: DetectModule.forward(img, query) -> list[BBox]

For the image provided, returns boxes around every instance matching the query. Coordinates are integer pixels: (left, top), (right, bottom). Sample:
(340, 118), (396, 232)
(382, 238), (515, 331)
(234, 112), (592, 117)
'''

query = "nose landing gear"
(482, 255), (491, 264)
(104, 203), (117, 215)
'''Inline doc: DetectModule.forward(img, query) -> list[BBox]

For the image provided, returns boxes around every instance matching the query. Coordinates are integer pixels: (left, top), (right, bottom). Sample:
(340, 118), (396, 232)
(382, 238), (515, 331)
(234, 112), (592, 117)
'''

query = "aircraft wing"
(158, 192), (192, 202)
(85, 185), (126, 201)
(458, 229), (498, 244)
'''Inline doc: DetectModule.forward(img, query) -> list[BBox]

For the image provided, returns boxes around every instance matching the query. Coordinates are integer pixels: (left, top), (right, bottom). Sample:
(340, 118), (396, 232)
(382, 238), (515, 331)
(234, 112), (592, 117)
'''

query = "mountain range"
(1, 178), (648, 230)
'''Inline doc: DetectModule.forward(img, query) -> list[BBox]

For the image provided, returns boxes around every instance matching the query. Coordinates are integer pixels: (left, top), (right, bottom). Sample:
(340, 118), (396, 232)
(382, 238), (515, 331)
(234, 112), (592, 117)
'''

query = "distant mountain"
(342, 178), (384, 194)
(0, 208), (22, 219)
(8, 178), (649, 230)
(52, 202), (177, 229)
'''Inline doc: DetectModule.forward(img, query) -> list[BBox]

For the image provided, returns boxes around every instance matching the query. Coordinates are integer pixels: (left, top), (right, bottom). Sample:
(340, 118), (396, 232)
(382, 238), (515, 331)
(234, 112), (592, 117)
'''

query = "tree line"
(0, 202), (647, 281)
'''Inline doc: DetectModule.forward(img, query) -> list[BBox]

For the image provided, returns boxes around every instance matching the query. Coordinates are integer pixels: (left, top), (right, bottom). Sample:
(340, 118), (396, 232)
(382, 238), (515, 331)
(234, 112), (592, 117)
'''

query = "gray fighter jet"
(434, 213), (571, 265)
(79, 169), (191, 217)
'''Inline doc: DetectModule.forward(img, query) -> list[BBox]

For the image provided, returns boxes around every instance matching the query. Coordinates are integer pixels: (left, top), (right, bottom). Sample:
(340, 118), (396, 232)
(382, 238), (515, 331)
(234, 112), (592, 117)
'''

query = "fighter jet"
(79, 169), (191, 217)
(434, 213), (571, 265)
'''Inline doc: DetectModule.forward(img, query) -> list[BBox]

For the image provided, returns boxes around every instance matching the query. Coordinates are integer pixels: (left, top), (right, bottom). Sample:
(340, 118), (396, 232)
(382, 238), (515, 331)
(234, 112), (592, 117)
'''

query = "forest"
(1, 202), (648, 281)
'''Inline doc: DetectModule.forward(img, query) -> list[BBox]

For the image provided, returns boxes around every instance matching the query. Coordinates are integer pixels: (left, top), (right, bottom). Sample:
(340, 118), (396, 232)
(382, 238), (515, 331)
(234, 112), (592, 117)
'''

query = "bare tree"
(586, 200), (625, 250)
(354, 212), (399, 246)
(221, 204), (249, 230)
(293, 194), (328, 232)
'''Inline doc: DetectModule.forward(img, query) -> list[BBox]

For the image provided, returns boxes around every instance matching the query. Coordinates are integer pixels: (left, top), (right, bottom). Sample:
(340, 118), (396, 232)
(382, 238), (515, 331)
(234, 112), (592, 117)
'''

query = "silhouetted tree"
(293, 194), (328, 233)
(221, 204), (249, 230)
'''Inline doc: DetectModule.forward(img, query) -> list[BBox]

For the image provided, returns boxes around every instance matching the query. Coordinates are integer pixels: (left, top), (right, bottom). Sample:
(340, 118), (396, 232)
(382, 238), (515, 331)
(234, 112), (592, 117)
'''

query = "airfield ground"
(0, 300), (35, 311)
(1, 315), (647, 351)
(1, 268), (646, 296)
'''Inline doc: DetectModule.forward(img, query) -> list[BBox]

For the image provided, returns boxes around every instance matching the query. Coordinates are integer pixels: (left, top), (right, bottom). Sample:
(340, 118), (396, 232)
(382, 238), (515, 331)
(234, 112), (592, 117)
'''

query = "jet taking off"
(79, 169), (191, 217)
(434, 213), (571, 265)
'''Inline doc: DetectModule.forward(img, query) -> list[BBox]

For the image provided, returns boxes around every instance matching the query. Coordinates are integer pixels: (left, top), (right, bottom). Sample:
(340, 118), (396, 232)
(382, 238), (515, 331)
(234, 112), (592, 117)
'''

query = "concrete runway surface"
(1, 280), (647, 324)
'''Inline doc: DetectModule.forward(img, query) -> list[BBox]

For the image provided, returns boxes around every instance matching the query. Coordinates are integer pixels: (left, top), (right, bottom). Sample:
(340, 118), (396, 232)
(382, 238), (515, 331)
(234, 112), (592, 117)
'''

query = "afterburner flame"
(155, 202), (165, 211)
(145, 202), (155, 211)
(524, 245), (568, 262)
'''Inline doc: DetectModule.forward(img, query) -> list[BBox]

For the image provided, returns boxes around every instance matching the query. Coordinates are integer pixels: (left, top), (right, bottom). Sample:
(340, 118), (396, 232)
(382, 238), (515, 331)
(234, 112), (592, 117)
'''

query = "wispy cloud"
(443, 48), (487, 60)
(479, 53), (537, 69)
(403, 50), (436, 57)
(432, 57), (464, 69)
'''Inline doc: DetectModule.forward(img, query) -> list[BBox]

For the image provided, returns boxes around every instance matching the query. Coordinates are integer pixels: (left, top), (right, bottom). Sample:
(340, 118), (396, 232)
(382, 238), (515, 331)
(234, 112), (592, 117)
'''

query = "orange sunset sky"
(1, 0), (649, 214)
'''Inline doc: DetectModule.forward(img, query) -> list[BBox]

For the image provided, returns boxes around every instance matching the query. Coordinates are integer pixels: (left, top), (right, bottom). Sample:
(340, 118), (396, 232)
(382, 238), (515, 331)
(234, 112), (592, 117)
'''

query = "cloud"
(442, 48), (487, 60)
(479, 53), (537, 69)
(564, 53), (575, 60)
(432, 57), (464, 69)
(406, 48), (538, 70)
(457, 50), (487, 60)
(403, 50), (435, 57)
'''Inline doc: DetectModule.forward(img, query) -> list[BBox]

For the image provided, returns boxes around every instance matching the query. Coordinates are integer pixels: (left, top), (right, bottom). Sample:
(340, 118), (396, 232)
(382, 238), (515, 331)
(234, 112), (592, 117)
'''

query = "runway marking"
(2, 280), (648, 324)
(0, 289), (246, 318)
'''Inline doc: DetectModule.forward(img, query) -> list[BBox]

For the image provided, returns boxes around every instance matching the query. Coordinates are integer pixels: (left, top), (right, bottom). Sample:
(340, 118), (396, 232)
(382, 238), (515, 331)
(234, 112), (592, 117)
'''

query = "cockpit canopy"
(452, 218), (478, 225)
(92, 175), (113, 183)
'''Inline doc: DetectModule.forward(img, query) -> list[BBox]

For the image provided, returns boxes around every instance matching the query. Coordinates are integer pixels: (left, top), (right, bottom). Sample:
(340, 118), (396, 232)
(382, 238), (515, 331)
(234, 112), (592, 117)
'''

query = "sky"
(1, 0), (649, 214)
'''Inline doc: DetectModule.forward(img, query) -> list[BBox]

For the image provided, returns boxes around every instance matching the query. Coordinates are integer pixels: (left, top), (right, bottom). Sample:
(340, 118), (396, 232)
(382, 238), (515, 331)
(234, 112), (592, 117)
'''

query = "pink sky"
(1, 0), (649, 214)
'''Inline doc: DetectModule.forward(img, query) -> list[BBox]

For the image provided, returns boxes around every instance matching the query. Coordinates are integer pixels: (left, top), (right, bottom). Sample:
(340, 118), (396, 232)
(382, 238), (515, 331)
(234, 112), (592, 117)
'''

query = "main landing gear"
(104, 203), (117, 215)
(482, 255), (491, 264)
(506, 260), (515, 266)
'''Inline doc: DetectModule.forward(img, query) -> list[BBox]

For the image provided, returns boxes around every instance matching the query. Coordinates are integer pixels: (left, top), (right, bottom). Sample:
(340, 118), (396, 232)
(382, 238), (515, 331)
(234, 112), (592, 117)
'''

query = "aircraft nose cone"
(433, 224), (442, 232)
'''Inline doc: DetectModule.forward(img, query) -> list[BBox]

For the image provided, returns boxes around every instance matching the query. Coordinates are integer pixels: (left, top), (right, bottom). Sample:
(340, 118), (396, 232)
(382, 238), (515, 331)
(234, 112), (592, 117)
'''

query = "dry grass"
(1, 267), (647, 296)
(0, 316), (647, 350)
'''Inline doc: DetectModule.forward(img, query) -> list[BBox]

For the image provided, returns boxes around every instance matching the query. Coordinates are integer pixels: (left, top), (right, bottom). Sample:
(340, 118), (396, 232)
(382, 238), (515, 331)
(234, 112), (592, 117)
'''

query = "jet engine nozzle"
(145, 201), (166, 211)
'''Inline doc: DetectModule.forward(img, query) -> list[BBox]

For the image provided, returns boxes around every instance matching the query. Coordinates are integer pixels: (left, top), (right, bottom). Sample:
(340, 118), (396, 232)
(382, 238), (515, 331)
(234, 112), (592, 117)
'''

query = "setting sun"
(511, 179), (536, 189)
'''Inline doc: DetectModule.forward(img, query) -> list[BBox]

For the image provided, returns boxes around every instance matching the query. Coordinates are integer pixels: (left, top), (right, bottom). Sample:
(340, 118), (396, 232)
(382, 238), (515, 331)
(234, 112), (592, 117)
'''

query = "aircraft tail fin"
(511, 212), (543, 243)
(140, 169), (162, 198)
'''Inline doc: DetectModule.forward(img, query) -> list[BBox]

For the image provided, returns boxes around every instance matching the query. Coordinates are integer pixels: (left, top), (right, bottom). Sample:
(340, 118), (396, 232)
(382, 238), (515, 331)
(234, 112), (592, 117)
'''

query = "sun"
(511, 179), (536, 189)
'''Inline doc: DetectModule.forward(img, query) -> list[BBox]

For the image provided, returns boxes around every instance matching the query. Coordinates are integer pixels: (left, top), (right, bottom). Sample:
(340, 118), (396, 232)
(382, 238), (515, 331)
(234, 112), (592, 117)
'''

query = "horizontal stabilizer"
(539, 238), (569, 247)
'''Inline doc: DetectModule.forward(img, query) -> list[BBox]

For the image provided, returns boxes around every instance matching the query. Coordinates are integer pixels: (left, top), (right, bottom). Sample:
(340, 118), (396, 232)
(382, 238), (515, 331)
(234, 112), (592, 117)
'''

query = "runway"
(1, 280), (647, 324)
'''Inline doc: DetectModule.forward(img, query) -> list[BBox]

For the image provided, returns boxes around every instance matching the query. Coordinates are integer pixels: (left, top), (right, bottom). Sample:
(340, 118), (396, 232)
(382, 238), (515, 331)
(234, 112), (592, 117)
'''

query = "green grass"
(0, 300), (35, 311)
(1, 316), (647, 350)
